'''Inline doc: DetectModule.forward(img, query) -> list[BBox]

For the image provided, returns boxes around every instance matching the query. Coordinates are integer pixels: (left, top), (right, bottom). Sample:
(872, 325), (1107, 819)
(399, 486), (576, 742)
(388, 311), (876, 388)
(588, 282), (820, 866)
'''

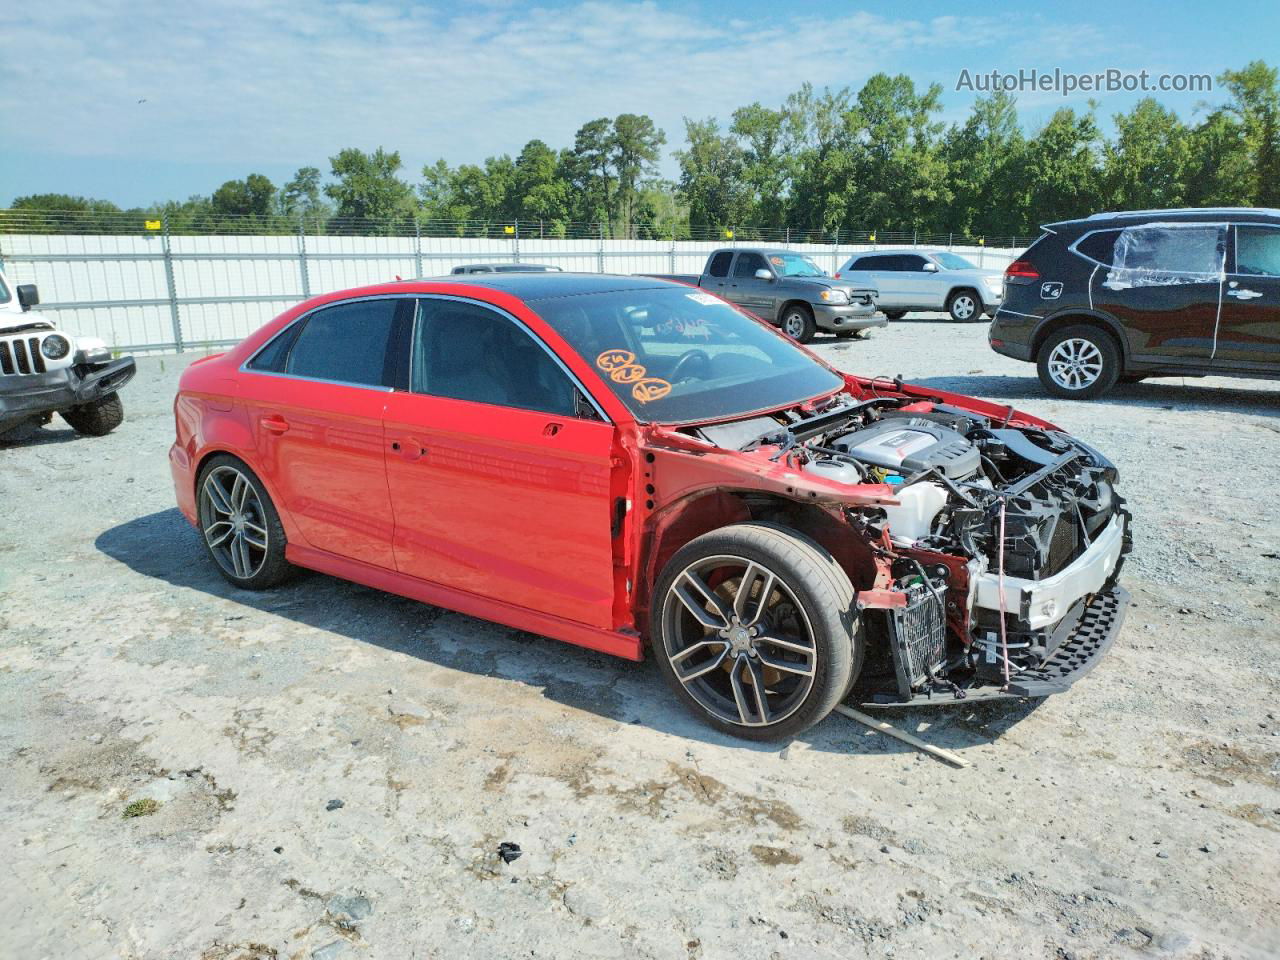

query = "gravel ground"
(2, 316), (1278, 960)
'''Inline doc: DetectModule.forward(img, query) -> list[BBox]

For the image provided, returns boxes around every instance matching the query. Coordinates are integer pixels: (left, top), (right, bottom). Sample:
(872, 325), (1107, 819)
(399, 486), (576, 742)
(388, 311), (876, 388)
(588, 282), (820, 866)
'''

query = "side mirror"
(16, 284), (40, 310)
(922, 262), (938, 272)
(754, 268), (773, 281)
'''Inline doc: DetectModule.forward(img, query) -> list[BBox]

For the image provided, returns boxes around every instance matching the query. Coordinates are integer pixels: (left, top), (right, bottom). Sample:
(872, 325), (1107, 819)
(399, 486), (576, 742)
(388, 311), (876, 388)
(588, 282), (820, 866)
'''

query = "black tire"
(778, 304), (817, 344)
(195, 454), (293, 590)
(1036, 325), (1122, 400)
(883, 310), (907, 321)
(61, 393), (125, 436)
(651, 522), (862, 741)
(946, 289), (982, 323)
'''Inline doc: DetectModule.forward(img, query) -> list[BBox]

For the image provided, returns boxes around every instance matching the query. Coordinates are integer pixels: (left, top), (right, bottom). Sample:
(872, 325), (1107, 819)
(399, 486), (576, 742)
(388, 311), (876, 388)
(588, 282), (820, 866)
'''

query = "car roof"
(1045, 207), (1280, 231)
(418, 271), (674, 300)
(451, 263), (561, 272)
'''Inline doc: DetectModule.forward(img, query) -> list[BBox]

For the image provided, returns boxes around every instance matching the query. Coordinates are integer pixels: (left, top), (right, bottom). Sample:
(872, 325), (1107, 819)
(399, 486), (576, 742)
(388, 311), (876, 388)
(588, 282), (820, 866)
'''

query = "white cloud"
(0, 0), (1009, 184)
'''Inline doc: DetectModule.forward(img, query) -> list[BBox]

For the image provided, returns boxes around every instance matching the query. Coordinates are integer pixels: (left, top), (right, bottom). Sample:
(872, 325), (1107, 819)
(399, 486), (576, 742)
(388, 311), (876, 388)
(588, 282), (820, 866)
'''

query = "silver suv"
(836, 250), (1004, 322)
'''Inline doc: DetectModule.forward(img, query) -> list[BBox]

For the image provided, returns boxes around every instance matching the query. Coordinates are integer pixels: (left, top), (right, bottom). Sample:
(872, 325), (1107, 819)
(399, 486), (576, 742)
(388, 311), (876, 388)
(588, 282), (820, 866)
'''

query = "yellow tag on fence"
(144, 219), (161, 230)
(724, 229), (734, 239)
(503, 225), (515, 235)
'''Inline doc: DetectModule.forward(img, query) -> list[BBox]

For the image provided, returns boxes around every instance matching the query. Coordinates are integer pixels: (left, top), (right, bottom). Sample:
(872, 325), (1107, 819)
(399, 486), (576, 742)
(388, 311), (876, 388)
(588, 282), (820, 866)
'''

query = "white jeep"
(0, 266), (136, 442)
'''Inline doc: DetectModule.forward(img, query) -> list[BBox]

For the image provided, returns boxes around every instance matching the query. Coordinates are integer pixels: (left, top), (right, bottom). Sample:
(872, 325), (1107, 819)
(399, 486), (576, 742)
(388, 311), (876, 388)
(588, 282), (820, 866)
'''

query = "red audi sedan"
(171, 274), (1129, 739)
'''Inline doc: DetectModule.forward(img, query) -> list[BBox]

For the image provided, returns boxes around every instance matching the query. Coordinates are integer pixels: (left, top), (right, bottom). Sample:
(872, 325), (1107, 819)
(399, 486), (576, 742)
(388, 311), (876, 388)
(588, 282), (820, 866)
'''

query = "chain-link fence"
(0, 210), (1034, 353)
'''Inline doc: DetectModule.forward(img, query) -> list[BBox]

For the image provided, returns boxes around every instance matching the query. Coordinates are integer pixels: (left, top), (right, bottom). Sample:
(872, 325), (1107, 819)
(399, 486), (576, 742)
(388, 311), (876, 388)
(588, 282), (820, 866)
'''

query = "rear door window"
(283, 298), (404, 387)
(707, 252), (733, 277)
(1104, 223), (1226, 289)
(852, 255), (892, 271)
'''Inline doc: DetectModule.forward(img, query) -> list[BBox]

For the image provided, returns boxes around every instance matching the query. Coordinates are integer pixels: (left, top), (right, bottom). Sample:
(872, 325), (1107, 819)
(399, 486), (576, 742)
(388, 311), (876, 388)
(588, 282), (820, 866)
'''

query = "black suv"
(988, 208), (1280, 398)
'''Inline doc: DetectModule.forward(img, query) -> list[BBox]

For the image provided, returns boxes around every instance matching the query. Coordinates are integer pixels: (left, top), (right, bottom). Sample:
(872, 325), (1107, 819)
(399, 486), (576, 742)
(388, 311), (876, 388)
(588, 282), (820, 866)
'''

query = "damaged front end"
(646, 385), (1131, 707)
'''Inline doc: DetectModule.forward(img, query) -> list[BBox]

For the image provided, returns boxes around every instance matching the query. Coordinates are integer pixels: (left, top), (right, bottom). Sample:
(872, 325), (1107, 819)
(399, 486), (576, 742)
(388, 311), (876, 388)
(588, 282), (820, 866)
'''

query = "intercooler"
(887, 580), (948, 697)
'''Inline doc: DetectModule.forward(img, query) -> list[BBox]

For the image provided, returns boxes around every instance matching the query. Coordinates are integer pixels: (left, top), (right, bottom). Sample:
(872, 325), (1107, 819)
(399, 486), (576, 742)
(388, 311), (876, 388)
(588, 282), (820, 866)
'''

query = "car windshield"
(932, 252), (977, 270)
(531, 286), (843, 423)
(768, 253), (827, 277)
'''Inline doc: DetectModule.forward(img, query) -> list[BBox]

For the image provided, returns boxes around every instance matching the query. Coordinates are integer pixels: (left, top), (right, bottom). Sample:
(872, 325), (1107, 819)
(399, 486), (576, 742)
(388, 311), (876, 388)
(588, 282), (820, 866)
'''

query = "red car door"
(238, 297), (410, 569)
(383, 297), (618, 629)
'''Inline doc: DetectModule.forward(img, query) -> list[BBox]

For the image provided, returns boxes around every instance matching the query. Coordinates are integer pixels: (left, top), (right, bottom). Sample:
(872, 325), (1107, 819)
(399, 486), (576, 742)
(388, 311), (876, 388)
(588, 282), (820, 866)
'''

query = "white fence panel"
(0, 232), (1025, 352)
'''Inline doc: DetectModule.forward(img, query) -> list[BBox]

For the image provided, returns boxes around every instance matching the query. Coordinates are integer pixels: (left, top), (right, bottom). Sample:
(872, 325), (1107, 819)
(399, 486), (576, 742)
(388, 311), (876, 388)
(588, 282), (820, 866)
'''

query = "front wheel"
(779, 305), (816, 344)
(946, 289), (981, 323)
(1036, 325), (1121, 399)
(651, 522), (861, 741)
(196, 454), (293, 589)
(61, 393), (124, 436)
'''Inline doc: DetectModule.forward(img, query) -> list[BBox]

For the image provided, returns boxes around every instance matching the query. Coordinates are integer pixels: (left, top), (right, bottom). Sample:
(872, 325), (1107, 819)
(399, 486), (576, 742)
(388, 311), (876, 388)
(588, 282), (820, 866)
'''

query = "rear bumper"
(0, 357), (136, 426)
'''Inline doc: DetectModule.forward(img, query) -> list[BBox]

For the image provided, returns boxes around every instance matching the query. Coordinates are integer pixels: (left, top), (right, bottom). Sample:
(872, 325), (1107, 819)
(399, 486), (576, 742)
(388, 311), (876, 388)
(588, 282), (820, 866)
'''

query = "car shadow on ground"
(910, 374), (1280, 418)
(0, 423), (82, 448)
(96, 508), (1041, 760)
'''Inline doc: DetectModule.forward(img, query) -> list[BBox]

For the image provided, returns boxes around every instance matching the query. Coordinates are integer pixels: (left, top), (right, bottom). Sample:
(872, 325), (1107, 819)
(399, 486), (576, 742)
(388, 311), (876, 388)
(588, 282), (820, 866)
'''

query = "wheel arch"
(777, 299), (814, 323)
(636, 488), (880, 639)
(1030, 311), (1129, 364)
(191, 446), (301, 544)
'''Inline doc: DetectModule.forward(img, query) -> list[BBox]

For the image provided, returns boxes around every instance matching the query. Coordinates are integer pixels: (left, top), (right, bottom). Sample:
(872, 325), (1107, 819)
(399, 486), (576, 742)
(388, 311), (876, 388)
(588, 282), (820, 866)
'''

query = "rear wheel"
(946, 289), (981, 322)
(652, 522), (861, 741)
(1036, 325), (1121, 399)
(61, 393), (124, 436)
(779, 304), (816, 344)
(196, 454), (293, 589)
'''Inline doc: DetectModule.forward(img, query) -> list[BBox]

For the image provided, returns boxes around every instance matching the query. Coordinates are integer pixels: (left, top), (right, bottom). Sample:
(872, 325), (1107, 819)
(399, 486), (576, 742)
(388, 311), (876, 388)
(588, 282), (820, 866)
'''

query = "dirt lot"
(2, 316), (1278, 960)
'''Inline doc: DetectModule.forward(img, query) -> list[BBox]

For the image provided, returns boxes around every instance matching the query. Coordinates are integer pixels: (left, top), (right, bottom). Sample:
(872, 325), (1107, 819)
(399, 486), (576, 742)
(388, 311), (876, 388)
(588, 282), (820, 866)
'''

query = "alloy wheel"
(951, 294), (976, 320)
(199, 465), (269, 580)
(1047, 337), (1104, 391)
(661, 555), (817, 728)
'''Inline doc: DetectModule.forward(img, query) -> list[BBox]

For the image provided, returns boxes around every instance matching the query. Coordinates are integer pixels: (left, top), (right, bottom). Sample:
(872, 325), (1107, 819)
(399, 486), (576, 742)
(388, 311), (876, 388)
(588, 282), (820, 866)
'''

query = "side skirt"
(285, 544), (644, 661)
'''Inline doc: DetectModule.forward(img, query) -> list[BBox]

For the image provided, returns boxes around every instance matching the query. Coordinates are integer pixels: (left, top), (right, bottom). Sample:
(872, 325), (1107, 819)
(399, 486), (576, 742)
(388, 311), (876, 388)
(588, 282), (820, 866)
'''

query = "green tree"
(1101, 99), (1189, 210)
(1218, 60), (1280, 205)
(514, 140), (572, 229)
(730, 103), (791, 228)
(848, 73), (950, 232)
(1182, 110), (1253, 206)
(9, 194), (126, 231)
(566, 118), (616, 228)
(1020, 106), (1105, 227)
(675, 117), (746, 232)
(943, 90), (1025, 238)
(611, 113), (666, 238)
(210, 173), (276, 221)
(279, 166), (330, 224)
(325, 148), (415, 226)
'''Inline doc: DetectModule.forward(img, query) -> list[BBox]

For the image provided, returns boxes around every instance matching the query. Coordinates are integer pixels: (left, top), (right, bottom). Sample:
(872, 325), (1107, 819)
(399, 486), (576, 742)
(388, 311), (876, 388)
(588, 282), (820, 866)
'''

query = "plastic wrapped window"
(1103, 222), (1226, 289)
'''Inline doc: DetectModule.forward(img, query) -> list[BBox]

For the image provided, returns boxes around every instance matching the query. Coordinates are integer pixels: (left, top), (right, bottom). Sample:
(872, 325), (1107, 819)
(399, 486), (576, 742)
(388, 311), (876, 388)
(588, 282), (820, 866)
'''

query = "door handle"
(392, 438), (427, 461)
(1227, 286), (1263, 300)
(259, 414), (290, 434)
(542, 422), (563, 437)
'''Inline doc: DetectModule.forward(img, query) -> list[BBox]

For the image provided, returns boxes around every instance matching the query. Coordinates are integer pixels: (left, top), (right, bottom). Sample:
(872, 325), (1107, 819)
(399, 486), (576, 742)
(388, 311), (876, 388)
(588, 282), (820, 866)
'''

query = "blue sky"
(1, 0), (1276, 208)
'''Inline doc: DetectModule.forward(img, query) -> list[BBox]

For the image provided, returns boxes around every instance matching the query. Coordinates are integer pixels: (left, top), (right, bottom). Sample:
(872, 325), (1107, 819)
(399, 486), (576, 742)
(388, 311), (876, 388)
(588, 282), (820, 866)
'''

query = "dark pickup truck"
(648, 247), (882, 343)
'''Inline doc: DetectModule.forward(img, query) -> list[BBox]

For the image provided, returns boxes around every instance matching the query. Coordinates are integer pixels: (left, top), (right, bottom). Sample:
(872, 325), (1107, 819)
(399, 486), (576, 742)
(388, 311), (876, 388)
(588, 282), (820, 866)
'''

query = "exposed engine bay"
(689, 391), (1131, 705)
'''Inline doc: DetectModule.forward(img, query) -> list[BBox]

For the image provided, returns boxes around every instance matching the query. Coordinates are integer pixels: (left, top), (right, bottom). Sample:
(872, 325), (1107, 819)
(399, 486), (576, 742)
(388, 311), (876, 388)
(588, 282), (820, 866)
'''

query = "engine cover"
(832, 420), (980, 480)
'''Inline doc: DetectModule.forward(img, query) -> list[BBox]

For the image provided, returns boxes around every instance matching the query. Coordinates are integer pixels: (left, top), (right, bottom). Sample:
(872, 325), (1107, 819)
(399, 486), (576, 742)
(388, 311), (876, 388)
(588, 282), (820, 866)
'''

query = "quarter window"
(283, 299), (402, 386)
(413, 299), (578, 415)
(1234, 226), (1280, 277)
(1074, 230), (1121, 265)
(707, 252), (733, 278)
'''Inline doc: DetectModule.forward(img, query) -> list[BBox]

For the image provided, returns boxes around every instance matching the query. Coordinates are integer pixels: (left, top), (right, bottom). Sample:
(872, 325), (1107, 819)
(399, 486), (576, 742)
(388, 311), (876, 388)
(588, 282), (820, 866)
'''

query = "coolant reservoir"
(881, 481), (948, 542)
